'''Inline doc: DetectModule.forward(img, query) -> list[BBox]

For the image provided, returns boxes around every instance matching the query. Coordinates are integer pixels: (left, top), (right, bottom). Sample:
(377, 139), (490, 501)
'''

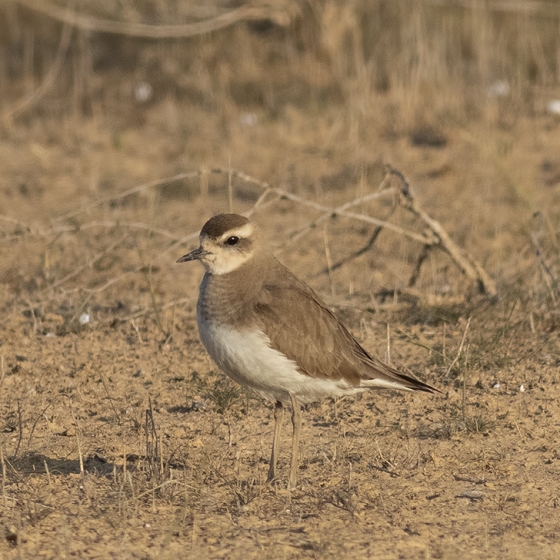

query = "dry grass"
(1, 1), (560, 558)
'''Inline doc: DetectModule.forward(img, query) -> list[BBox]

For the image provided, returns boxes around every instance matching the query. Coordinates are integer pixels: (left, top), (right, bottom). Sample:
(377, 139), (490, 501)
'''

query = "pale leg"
(288, 393), (302, 490)
(267, 400), (283, 482)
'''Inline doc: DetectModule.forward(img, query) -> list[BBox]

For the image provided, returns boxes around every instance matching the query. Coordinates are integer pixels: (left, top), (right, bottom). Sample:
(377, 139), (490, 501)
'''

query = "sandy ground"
(1, 11), (560, 558)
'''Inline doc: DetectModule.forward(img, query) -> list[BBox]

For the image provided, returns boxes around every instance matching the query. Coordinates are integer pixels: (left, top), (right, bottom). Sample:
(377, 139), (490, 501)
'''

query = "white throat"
(203, 249), (254, 275)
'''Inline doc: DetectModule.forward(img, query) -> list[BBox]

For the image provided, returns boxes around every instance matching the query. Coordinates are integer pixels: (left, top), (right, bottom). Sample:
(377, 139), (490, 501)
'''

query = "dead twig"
(44, 233), (130, 293)
(445, 316), (471, 377)
(98, 368), (122, 426)
(272, 187), (432, 246)
(54, 173), (199, 223)
(71, 182), (281, 296)
(0, 441), (7, 508)
(390, 166), (497, 297)
(231, 168), (410, 245)
(29, 221), (177, 241)
(13, 401), (24, 459)
(99, 297), (193, 324)
(0, 215), (31, 230)
(530, 232), (558, 301)
(15, 0), (291, 39)
(408, 244), (432, 288)
(230, 165), (496, 297)
(313, 224), (385, 277)
(27, 165), (496, 303)
(69, 406), (85, 477)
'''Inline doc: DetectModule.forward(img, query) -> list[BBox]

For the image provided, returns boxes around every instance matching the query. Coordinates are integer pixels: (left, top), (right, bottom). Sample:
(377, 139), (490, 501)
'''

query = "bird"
(177, 213), (437, 489)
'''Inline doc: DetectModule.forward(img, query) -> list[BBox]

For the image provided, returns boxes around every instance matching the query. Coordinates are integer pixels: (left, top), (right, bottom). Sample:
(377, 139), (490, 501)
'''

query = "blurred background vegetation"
(1, 6), (560, 557)
(2, 0), (560, 131)
(1, 0), (559, 314)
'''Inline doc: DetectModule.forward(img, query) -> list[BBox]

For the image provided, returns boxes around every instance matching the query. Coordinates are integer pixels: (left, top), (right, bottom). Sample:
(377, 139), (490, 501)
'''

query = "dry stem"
(15, 0), (292, 39)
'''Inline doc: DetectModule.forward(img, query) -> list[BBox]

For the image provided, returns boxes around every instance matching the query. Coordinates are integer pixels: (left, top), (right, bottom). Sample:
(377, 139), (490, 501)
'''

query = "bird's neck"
(197, 258), (268, 326)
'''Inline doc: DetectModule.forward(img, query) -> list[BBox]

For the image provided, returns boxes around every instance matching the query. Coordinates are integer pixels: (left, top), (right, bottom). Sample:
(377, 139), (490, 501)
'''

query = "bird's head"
(177, 214), (259, 275)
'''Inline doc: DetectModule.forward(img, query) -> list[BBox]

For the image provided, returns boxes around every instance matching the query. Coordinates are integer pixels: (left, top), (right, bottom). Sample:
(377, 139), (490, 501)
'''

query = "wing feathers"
(254, 260), (437, 394)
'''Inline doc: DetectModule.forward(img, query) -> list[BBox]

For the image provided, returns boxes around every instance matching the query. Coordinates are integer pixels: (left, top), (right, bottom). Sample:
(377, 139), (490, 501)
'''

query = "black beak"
(177, 246), (209, 263)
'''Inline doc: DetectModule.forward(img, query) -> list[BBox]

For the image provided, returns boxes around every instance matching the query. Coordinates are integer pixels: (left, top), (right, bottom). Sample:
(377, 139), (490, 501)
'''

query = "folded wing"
(254, 262), (437, 393)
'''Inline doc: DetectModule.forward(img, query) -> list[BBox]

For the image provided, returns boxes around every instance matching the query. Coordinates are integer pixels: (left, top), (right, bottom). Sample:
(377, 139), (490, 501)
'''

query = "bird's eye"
(225, 236), (239, 246)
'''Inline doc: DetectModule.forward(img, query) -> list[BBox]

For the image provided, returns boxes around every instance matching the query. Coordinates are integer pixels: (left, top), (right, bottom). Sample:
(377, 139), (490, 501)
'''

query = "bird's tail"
(361, 357), (441, 394)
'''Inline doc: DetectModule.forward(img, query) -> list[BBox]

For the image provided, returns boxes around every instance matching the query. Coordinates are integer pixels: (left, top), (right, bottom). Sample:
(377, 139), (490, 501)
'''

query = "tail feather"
(362, 357), (440, 394)
(392, 370), (439, 393)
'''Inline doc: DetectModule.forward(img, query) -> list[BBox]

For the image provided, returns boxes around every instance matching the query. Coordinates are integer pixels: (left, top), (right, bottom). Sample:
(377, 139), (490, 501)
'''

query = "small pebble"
(135, 82), (153, 102)
(547, 100), (560, 115)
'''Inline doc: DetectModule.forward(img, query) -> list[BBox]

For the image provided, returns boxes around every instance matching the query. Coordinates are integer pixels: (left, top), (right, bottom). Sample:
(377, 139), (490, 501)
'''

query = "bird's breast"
(196, 311), (289, 399)
(195, 311), (360, 404)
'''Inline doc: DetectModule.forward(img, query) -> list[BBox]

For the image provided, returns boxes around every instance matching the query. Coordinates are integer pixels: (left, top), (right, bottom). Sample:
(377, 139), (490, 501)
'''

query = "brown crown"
(200, 214), (250, 239)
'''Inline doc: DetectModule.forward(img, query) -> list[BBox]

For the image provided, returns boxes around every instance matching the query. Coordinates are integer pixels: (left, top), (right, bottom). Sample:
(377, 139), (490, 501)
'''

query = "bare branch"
(389, 166), (497, 297)
(15, 0), (292, 39)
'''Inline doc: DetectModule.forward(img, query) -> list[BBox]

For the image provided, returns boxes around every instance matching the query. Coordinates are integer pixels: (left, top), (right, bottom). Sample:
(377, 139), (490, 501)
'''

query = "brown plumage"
(178, 213), (438, 488)
(255, 259), (435, 391)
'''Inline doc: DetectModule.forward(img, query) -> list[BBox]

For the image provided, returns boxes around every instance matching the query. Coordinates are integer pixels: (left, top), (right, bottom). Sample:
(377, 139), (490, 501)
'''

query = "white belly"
(197, 315), (361, 404)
